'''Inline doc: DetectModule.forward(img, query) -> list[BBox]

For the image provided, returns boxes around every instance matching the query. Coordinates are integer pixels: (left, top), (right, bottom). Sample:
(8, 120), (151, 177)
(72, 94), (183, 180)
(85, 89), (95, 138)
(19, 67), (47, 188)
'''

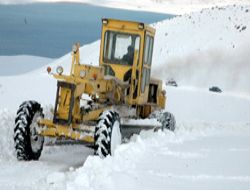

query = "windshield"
(103, 31), (140, 66)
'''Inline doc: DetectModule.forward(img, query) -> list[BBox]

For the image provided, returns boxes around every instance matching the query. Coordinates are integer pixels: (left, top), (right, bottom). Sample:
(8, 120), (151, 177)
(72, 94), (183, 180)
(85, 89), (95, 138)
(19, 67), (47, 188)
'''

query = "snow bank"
(51, 122), (250, 190)
(0, 109), (15, 161)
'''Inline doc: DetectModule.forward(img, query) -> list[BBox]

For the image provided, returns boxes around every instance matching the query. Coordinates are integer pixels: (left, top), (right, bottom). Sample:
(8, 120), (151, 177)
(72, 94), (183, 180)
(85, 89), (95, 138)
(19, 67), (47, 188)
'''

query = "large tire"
(14, 101), (44, 161)
(157, 111), (176, 131)
(94, 110), (122, 158)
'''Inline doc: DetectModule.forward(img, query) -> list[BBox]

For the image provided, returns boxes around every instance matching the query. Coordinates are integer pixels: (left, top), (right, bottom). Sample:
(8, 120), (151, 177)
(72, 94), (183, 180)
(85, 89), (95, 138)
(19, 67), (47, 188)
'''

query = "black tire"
(14, 101), (44, 161)
(94, 110), (122, 158)
(157, 111), (176, 131)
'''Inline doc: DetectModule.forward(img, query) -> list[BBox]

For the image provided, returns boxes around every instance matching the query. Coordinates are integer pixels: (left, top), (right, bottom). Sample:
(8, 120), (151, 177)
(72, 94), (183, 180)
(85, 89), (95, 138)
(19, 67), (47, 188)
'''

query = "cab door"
(139, 33), (154, 103)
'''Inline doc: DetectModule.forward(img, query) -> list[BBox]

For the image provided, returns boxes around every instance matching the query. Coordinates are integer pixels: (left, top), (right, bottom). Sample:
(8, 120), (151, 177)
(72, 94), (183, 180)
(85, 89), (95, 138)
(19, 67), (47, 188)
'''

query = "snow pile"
(152, 5), (250, 95)
(49, 122), (250, 190)
(0, 0), (249, 14)
(0, 109), (15, 160)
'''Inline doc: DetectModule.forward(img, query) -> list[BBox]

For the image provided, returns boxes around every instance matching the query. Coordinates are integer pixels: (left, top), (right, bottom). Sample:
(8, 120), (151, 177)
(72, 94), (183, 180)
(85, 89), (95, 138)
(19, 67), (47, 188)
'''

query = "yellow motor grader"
(14, 18), (175, 160)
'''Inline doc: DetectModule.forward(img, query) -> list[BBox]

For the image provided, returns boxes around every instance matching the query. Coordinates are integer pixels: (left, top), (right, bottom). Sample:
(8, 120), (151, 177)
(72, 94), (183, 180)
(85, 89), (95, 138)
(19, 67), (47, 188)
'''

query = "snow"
(58, 125), (250, 190)
(0, 55), (54, 76)
(0, 4), (250, 190)
(0, 0), (250, 14)
(166, 86), (250, 122)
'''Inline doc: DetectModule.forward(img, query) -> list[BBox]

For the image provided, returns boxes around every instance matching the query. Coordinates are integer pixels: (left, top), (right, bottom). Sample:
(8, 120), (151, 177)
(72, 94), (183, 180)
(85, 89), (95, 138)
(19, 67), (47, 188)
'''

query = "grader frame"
(37, 18), (166, 144)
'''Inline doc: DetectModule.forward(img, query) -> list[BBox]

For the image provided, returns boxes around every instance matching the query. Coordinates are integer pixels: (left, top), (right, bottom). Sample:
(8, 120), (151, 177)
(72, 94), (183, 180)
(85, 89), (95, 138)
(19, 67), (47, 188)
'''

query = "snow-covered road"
(1, 136), (92, 189)
(70, 122), (250, 190)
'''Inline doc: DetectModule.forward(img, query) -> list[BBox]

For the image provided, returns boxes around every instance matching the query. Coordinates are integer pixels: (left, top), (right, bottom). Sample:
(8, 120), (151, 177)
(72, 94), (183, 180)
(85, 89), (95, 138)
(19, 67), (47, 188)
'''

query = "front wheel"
(14, 101), (44, 161)
(94, 110), (122, 158)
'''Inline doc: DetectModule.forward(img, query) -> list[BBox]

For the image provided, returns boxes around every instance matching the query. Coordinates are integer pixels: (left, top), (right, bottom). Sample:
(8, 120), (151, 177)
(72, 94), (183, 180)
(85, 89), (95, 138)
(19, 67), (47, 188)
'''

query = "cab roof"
(102, 18), (155, 35)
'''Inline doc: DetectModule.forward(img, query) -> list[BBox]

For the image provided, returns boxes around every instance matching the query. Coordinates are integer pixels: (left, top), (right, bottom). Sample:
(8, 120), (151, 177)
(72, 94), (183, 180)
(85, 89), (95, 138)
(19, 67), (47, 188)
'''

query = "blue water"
(0, 3), (173, 58)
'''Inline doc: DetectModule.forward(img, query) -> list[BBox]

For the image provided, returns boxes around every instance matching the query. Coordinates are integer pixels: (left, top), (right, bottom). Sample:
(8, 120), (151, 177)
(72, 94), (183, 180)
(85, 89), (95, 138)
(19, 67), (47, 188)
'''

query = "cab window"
(141, 68), (151, 93)
(141, 35), (153, 93)
(103, 31), (140, 66)
(143, 35), (154, 66)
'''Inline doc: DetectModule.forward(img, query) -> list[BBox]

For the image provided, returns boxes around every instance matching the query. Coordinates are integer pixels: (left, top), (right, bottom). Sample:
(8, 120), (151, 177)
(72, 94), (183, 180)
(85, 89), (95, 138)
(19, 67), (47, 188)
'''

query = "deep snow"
(53, 123), (250, 190)
(0, 3), (250, 190)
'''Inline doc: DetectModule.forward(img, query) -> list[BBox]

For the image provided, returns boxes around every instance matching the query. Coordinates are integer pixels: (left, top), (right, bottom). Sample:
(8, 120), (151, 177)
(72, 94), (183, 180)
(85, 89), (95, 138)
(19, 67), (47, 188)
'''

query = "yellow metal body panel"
(106, 64), (131, 81)
(38, 119), (94, 143)
(38, 18), (166, 143)
(81, 108), (107, 121)
(57, 87), (72, 120)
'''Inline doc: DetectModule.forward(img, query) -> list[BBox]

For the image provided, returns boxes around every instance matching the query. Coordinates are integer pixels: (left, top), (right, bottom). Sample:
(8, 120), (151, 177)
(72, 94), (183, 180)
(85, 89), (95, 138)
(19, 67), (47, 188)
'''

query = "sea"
(0, 3), (174, 58)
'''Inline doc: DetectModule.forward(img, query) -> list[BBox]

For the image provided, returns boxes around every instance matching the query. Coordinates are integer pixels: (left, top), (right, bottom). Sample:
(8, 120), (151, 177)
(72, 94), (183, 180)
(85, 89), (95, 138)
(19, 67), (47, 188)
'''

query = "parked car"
(209, 86), (222, 93)
(166, 79), (178, 87)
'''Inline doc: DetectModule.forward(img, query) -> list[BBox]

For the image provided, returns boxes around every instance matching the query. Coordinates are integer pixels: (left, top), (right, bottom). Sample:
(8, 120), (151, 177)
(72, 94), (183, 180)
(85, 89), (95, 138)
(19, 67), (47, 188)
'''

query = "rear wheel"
(157, 111), (176, 131)
(94, 110), (122, 158)
(14, 101), (44, 161)
(150, 111), (176, 131)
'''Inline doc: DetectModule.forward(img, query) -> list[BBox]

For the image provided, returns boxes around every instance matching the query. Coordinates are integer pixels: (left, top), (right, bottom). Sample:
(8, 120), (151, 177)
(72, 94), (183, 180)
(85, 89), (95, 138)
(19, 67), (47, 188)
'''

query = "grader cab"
(14, 19), (175, 160)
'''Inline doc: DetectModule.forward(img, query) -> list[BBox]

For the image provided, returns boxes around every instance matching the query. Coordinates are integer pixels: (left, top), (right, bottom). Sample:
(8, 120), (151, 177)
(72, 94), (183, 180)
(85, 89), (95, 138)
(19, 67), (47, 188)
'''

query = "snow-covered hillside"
(0, 0), (250, 14)
(0, 4), (250, 190)
(152, 5), (250, 95)
(0, 56), (54, 76)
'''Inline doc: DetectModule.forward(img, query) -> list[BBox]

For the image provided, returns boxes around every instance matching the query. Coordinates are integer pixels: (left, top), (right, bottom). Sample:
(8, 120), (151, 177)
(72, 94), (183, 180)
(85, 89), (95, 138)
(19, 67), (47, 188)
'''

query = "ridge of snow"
(52, 123), (250, 189)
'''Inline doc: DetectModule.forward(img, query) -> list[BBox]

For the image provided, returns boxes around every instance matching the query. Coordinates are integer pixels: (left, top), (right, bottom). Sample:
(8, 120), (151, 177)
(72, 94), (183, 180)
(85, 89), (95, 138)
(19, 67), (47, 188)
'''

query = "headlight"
(80, 70), (86, 78)
(46, 66), (52, 74)
(56, 66), (63, 75)
(102, 18), (108, 25)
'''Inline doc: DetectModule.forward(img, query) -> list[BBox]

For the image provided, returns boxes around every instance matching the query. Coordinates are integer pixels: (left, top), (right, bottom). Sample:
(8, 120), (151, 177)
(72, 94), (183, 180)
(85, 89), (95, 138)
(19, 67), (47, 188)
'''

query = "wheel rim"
(29, 112), (44, 153)
(110, 120), (122, 155)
